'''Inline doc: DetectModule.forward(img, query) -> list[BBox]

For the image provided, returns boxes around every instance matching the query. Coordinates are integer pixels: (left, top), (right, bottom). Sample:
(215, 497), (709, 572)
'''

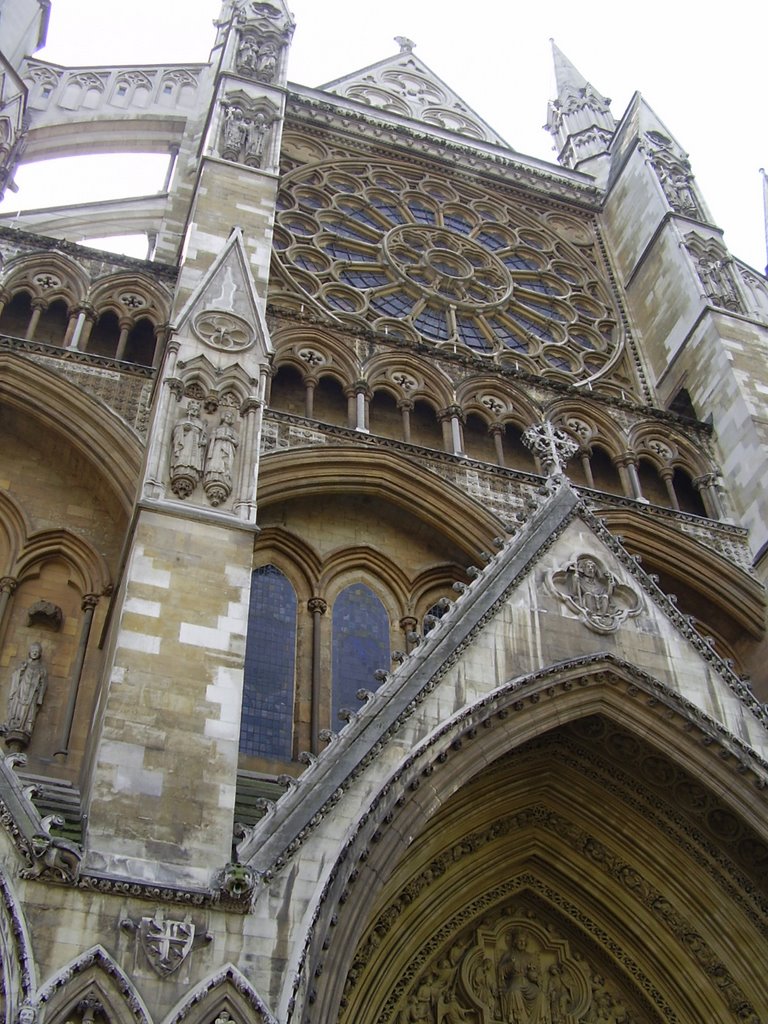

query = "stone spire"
(545, 40), (615, 184)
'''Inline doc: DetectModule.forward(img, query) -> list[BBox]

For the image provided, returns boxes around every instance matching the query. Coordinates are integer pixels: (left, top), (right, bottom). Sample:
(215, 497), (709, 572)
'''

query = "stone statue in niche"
(204, 409), (239, 506)
(236, 34), (259, 73)
(2, 642), (47, 751)
(170, 399), (208, 499)
(254, 41), (278, 82)
(220, 103), (272, 168)
(222, 105), (248, 159)
(694, 252), (742, 313)
(548, 554), (641, 634)
(657, 162), (698, 216)
(244, 112), (268, 167)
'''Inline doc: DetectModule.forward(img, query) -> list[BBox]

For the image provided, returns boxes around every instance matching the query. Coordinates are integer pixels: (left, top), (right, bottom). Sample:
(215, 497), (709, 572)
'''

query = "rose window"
(271, 161), (623, 383)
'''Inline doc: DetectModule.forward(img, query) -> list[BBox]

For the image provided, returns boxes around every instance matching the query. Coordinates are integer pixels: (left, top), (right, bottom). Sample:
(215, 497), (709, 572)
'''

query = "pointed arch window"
(240, 564), (296, 760)
(332, 583), (390, 724)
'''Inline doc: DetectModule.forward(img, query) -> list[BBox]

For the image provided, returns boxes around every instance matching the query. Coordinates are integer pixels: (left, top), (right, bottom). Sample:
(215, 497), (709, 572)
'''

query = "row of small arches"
(0, 289), (164, 367)
(267, 363), (717, 519)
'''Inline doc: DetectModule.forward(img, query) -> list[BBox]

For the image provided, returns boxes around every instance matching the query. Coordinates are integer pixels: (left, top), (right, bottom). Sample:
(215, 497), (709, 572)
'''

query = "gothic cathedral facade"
(0, 2), (766, 1022)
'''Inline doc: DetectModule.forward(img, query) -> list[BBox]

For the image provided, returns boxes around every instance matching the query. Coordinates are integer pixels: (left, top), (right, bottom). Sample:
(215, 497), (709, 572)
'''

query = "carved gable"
(321, 48), (509, 146)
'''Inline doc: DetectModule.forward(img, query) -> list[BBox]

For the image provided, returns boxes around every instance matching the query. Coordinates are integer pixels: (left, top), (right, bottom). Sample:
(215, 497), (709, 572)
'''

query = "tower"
(0, 5), (766, 1024)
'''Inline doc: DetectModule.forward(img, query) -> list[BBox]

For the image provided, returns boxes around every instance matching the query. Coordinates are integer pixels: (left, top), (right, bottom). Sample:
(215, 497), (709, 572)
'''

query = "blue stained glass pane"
(371, 291), (415, 316)
(332, 584), (390, 724)
(340, 269), (390, 289)
(502, 254), (540, 271)
(487, 317), (528, 352)
(240, 565), (296, 760)
(322, 241), (376, 262)
(370, 198), (406, 223)
(414, 306), (449, 340)
(476, 230), (507, 251)
(509, 313), (555, 342)
(517, 298), (566, 322)
(407, 201), (436, 224)
(456, 316), (490, 351)
(443, 213), (472, 235)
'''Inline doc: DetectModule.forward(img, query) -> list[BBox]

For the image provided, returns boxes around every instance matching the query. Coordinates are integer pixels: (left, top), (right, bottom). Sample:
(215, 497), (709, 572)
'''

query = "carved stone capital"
(0, 576), (17, 595)
(81, 594), (99, 613)
(308, 597), (327, 615)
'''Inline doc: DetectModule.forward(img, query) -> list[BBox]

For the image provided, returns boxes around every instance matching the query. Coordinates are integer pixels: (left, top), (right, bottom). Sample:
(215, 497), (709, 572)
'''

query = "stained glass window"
(332, 584), (390, 725)
(240, 564), (296, 760)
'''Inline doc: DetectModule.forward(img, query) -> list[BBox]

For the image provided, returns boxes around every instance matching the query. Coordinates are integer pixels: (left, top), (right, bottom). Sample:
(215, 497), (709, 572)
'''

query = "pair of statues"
(170, 400), (239, 506)
(236, 36), (278, 82)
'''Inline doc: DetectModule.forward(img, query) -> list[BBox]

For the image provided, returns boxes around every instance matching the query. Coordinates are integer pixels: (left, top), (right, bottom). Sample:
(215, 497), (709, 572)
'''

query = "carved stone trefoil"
(139, 911), (195, 977)
(548, 553), (642, 634)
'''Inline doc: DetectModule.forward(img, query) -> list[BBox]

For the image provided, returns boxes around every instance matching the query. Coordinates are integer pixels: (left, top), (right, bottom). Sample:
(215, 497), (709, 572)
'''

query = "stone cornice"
(285, 90), (603, 209)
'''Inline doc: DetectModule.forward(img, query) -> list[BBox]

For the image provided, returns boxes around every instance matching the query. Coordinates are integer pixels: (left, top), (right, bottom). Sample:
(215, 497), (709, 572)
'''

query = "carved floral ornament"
(547, 553), (642, 634)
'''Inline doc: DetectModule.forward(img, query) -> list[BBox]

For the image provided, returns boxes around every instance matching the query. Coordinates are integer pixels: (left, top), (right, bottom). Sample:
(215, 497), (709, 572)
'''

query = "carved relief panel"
(392, 908), (654, 1024)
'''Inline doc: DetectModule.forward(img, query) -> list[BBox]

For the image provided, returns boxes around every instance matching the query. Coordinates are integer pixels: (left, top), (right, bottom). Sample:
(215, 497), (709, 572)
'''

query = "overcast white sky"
(3, 0), (765, 272)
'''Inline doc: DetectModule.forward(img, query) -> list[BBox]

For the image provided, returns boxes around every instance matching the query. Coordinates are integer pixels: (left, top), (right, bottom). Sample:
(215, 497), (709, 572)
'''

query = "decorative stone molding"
(522, 421), (579, 475)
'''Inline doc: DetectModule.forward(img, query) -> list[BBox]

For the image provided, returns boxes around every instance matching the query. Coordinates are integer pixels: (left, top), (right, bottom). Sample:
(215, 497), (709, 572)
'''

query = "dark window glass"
(456, 316), (490, 351)
(240, 565), (296, 760)
(332, 584), (390, 724)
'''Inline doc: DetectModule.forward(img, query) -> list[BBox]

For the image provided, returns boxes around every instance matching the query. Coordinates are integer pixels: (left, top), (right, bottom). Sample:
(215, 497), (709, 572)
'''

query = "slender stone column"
(234, 396), (262, 522)
(25, 300), (44, 340)
(305, 378), (316, 419)
(353, 381), (370, 433)
(399, 399), (413, 444)
(580, 450), (595, 488)
(67, 308), (88, 350)
(490, 424), (505, 467)
(660, 468), (680, 511)
(115, 319), (132, 361)
(55, 593), (99, 757)
(694, 473), (724, 520)
(439, 406), (464, 455)
(307, 597), (327, 754)
(0, 576), (17, 635)
(400, 615), (418, 654)
(618, 454), (643, 500)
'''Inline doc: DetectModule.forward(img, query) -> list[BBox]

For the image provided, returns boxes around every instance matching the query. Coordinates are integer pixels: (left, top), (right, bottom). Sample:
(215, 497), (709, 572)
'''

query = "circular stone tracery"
(271, 160), (624, 384)
(383, 226), (513, 309)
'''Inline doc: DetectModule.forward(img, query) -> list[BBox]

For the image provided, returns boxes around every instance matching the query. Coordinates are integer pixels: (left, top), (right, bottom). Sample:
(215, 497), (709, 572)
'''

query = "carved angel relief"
(548, 554), (641, 634)
(169, 399), (240, 507)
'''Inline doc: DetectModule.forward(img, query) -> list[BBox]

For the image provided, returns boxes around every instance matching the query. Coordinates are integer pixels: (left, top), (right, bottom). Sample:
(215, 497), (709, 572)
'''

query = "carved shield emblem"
(139, 913), (194, 976)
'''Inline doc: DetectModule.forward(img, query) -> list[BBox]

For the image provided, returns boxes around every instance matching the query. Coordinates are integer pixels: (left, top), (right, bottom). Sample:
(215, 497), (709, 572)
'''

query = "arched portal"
(298, 660), (768, 1024)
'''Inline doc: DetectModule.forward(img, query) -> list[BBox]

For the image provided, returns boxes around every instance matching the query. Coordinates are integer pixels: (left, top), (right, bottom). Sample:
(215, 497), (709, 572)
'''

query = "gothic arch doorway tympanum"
(303, 668), (768, 1024)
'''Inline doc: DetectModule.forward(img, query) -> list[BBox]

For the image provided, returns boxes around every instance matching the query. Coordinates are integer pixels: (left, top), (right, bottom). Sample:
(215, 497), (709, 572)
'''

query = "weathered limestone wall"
(84, 510), (254, 888)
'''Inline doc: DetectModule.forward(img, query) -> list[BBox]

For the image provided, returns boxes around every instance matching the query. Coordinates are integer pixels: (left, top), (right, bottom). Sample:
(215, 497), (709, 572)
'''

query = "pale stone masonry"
(0, 4), (766, 1024)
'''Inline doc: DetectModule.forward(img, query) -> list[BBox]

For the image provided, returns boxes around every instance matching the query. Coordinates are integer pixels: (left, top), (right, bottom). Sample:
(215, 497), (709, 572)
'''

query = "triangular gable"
(174, 227), (272, 358)
(239, 480), (768, 873)
(319, 48), (509, 147)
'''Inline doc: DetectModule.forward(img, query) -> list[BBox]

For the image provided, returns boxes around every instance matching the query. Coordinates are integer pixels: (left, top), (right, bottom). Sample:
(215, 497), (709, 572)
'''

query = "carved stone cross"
(522, 420), (579, 476)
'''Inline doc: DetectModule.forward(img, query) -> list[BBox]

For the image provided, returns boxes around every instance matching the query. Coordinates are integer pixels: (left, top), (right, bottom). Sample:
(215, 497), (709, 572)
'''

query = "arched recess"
(0, 490), (29, 573)
(0, 870), (36, 1024)
(0, 354), (143, 514)
(257, 448), (503, 561)
(295, 657), (768, 1024)
(596, 509), (765, 640)
(164, 964), (277, 1024)
(34, 945), (150, 1024)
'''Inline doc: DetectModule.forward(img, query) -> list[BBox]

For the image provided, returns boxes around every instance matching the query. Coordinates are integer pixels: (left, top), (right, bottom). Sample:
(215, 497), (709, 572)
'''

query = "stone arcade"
(0, 2), (767, 1022)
